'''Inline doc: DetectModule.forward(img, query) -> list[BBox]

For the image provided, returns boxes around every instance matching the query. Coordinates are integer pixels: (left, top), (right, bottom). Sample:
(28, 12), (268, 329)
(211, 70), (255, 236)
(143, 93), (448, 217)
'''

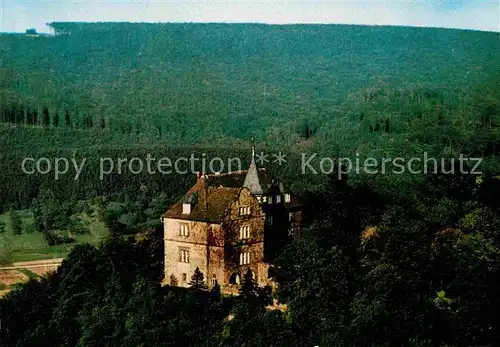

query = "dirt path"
(0, 258), (63, 271)
(11, 258), (64, 267)
(0, 258), (65, 298)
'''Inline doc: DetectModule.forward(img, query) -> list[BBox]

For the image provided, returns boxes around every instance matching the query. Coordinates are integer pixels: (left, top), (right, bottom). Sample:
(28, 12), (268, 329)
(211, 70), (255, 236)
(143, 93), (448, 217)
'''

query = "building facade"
(162, 150), (301, 292)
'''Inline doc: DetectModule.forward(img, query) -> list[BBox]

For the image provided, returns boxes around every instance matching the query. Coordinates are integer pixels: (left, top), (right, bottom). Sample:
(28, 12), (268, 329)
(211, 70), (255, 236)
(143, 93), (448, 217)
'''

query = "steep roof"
(163, 152), (296, 222)
(204, 168), (274, 193)
(205, 171), (247, 188)
(163, 176), (242, 223)
(243, 152), (264, 195)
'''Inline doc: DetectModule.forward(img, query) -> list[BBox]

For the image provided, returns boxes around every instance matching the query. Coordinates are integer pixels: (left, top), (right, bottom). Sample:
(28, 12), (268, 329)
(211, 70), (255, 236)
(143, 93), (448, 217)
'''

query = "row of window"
(239, 206), (251, 216)
(259, 193), (291, 204)
(240, 252), (251, 265)
(178, 211), (295, 237)
(179, 248), (251, 265)
(267, 212), (294, 225)
(179, 224), (253, 239)
(238, 193), (291, 216)
(178, 194), (291, 225)
(239, 225), (250, 239)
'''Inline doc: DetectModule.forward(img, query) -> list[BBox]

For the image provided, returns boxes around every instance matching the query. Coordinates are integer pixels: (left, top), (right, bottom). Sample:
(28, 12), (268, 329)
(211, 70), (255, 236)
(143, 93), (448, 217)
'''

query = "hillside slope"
(0, 23), (498, 143)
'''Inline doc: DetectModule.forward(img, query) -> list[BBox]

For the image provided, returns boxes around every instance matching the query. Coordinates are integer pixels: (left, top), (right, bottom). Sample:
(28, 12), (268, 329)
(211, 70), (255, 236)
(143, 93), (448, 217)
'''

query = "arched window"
(248, 270), (255, 280)
(229, 273), (240, 285)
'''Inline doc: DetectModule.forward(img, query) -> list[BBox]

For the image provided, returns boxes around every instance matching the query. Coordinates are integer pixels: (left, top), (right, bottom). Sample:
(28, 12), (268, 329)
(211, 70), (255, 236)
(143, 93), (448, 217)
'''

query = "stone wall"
(163, 187), (295, 292)
(222, 188), (268, 289)
(164, 218), (215, 287)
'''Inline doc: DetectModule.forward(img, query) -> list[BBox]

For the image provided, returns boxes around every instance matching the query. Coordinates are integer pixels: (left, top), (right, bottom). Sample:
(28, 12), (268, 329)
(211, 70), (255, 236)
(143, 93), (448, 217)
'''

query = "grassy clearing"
(74, 208), (109, 245)
(0, 206), (109, 263)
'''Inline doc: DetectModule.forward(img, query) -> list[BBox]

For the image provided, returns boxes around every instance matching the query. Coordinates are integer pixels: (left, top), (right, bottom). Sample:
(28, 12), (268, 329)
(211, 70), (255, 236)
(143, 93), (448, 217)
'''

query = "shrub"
(10, 212), (22, 235)
(44, 231), (75, 246)
(23, 223), (37, 234)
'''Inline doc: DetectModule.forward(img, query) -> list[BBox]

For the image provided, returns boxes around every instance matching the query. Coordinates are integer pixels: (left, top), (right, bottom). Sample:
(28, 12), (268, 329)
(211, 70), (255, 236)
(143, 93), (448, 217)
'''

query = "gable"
(225, 187), (263, 221)
(163, 169), (295, 223)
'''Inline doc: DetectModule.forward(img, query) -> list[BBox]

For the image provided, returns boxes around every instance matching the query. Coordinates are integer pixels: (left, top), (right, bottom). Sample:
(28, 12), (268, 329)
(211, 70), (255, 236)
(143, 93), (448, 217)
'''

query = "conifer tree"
(189, 267), (207, 290)
(210, 281), (221, 302)
(239, 269), (272, 308)
(42, 107), (50, 126)
(65, 110), (71, 127)
(53, 112), (60, 127)
(239, 269), (259, 301)
(10, 211), (22, 235)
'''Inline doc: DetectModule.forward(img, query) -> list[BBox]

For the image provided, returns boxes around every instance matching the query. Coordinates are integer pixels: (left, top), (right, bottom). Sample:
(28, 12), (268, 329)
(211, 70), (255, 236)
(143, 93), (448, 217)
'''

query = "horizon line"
(2, 21), (498, 34)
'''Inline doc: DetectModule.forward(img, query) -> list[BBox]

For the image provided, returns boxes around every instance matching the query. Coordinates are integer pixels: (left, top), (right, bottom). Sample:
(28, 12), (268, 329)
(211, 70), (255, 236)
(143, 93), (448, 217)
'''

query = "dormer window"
(239, 206), (250, 216)
(182, 192), (198, 214)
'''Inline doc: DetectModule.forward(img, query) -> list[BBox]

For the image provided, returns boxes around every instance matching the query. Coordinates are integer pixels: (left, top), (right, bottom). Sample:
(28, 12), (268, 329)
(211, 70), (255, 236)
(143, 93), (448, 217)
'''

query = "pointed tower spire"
(251, 137), (255, 162)
(243, 139), (263, 195)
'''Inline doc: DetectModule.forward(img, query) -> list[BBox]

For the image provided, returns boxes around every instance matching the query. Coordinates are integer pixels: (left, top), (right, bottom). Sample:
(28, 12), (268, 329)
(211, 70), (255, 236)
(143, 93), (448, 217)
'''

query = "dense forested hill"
(1, 22), (499, 144)
(1, 23), (500, 346)
(0, 22), (499, 210)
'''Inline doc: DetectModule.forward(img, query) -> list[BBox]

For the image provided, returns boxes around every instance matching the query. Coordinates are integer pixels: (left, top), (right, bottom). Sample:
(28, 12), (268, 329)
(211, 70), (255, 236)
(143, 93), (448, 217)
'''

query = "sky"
(1, 0), (499, 33)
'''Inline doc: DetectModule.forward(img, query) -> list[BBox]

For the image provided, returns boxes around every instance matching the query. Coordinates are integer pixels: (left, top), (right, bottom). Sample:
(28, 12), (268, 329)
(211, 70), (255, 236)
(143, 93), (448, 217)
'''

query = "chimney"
(196, 171), (201, 181)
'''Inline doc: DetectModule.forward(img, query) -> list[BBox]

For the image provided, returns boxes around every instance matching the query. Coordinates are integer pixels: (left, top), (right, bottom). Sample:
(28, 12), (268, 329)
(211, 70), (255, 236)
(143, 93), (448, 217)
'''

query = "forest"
(0, 22), (499, 144)
(0, 22), (499, 345)
(1, 169), (499, 346)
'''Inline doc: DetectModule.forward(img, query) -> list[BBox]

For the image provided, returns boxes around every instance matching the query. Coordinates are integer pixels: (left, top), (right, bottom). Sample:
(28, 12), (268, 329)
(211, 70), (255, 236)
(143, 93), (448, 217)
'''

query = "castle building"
(162, 149), (301, 292)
